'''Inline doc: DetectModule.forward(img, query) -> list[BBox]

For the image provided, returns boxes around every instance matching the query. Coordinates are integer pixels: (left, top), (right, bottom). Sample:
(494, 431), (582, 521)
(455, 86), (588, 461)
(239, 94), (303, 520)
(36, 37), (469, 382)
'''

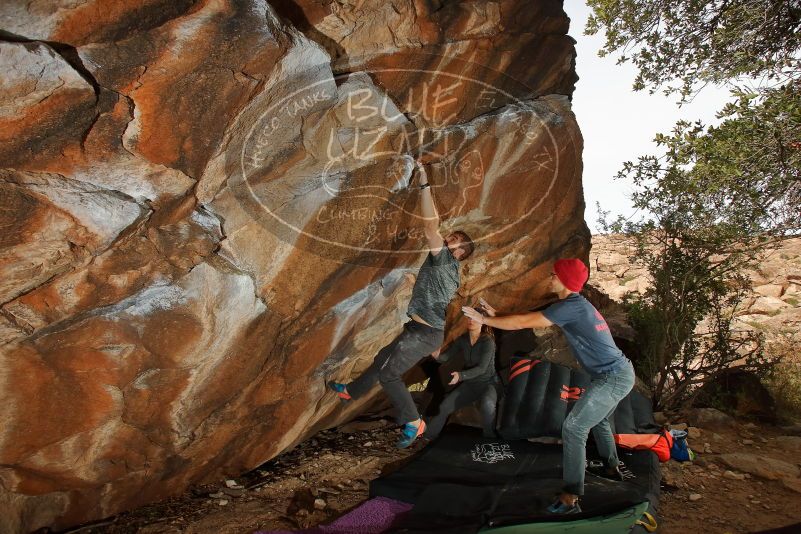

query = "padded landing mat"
(371, 426), (660, 533)
(499, 359), (659, 440)
(257, 496), (413, 534)
(481, 502), (649, 533)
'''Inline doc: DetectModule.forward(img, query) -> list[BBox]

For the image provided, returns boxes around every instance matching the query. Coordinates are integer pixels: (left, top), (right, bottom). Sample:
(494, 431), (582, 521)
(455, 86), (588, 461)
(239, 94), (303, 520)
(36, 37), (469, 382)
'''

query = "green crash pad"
(480, 502), (650, 533)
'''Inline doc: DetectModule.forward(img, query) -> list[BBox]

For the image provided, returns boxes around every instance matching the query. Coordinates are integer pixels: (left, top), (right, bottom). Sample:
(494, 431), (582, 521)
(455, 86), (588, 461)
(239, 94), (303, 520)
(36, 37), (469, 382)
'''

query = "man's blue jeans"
(347, 320), (444, 425)
(561, 359), (636, 496)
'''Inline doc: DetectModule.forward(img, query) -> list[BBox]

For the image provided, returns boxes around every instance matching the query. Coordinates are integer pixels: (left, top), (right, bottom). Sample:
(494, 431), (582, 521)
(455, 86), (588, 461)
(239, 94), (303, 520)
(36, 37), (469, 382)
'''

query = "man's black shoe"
(587, 461), (635, 481)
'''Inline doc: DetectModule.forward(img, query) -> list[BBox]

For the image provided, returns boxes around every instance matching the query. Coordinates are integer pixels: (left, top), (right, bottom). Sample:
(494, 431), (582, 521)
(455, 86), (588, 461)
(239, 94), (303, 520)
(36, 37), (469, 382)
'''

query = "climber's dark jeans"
(424, 378), (500, 440)
(347, 320), (444, 425)
(562, 359), (636, 496)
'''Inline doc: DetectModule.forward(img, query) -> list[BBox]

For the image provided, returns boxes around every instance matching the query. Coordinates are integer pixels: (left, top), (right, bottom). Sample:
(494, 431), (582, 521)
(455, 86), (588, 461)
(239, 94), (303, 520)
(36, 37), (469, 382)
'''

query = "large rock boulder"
(693, 369), (777, 423)
(775, 435), (801, 452)
(686, 408), (736, 429)
(0, 1), (587, 531)
(718, 453), (801, 481)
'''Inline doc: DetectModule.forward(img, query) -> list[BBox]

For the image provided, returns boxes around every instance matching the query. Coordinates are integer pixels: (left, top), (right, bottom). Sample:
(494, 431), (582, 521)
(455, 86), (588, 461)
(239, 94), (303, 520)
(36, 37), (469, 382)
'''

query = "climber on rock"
(329, 158), (475, 449)
(422, 305), (501, 441)
(461, 259), (635, 515)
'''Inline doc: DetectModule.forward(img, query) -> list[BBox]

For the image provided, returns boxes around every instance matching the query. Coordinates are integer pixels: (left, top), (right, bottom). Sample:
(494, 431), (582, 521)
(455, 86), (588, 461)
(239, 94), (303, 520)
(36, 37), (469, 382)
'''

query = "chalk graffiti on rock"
(231, 55), (561, 265)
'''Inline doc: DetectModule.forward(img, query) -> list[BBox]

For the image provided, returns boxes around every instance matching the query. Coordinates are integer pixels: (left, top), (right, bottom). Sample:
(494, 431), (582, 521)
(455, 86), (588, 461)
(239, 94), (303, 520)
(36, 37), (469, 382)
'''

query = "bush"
(618, 238), (776, 410)
(765, 332), (801, 423)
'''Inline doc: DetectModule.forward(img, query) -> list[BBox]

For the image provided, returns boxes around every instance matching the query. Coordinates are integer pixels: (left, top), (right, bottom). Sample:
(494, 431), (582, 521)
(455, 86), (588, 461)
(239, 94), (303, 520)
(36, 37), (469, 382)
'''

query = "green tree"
(602, 217), (776, 409)
(587, 0), (801, 233)
(589, 0), (800, 409)
(618, 84), (801, 240)
(586, 0), (801, 99)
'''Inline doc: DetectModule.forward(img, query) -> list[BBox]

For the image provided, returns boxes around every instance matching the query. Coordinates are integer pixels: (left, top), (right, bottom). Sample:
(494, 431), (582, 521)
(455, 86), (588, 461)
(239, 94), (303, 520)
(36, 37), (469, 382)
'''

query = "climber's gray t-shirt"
(406, 245), (460, 330)
(541, 293), (627, 376)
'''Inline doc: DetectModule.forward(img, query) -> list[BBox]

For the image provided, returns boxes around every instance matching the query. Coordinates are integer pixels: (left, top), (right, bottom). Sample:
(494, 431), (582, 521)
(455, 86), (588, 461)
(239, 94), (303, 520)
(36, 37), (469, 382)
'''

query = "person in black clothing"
(423, 306), (500, 440)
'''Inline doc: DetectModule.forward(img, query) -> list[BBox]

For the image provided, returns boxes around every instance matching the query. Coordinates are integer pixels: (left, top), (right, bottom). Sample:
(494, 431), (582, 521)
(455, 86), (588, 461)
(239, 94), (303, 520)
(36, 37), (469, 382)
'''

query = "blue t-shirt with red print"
(542, 293), (627, 376)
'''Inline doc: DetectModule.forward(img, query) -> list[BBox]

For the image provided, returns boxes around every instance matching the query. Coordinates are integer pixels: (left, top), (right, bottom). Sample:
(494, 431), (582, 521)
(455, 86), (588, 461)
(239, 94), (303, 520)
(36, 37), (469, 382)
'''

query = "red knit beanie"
(553, 259), (589, 292)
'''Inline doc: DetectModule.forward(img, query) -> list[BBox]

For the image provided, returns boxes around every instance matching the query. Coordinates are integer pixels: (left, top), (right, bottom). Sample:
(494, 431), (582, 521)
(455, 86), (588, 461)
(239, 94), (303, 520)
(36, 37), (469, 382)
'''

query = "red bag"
(614, 429), (674, 462)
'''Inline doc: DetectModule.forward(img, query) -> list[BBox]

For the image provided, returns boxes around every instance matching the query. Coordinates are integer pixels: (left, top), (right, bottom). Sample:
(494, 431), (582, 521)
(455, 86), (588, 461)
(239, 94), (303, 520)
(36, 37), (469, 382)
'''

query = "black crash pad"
(370, 426), (660, 533)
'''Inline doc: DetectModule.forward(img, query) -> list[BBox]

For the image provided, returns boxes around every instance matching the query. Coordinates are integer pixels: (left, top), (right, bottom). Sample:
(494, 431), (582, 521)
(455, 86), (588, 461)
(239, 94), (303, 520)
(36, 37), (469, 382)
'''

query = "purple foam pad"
(257, 496), (413, 534)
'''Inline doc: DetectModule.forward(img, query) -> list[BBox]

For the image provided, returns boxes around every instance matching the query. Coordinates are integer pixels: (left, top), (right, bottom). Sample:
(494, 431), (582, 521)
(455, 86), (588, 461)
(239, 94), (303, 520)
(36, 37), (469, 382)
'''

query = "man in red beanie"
(462, 258), (635, 515)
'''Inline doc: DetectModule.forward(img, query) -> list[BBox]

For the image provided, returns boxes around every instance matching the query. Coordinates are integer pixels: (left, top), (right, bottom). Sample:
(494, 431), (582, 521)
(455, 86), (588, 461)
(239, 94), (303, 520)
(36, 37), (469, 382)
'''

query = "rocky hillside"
(590, 234), (801, 341)
(0, 1), (588, 531)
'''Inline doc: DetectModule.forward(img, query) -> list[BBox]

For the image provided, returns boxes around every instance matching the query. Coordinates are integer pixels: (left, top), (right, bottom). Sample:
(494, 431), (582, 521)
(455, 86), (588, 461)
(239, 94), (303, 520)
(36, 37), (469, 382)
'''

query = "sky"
(563, 1), (733, 233)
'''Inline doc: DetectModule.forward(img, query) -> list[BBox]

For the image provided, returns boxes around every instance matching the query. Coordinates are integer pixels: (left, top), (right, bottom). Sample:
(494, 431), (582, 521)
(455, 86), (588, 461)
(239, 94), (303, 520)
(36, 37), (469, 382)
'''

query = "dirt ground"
(59, 420), (418, 534)
(657, 422), (801, 533)
(57, 418), (801, 534)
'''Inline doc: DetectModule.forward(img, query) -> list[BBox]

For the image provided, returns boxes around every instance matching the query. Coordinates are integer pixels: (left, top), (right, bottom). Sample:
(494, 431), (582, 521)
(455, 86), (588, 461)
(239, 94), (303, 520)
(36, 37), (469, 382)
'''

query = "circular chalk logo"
(229, 53), (561, 266)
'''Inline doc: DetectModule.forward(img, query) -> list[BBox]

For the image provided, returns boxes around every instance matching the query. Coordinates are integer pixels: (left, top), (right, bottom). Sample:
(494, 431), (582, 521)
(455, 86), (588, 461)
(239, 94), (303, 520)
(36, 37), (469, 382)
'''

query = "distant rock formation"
(590, 234), (801, 340)
(0, 1), (588, 531)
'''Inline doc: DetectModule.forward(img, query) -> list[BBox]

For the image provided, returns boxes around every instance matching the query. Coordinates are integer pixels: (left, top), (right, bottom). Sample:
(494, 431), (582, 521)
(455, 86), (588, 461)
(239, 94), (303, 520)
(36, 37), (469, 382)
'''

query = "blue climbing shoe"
(396, 420), (426, 449)
(327, 381), (351, 401)
(546, 498), (582, 515)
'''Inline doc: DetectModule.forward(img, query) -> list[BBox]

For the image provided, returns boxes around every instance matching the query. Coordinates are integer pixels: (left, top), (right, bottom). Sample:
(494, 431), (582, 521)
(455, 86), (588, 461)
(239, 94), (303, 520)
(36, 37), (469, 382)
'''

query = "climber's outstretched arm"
(462, 306), (554, 330)
(416, 160), (444, 254)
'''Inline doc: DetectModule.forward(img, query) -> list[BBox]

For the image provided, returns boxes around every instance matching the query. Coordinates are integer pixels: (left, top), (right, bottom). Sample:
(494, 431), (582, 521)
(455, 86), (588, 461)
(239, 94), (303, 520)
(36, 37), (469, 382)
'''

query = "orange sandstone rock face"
(0, 0), (588, 531)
